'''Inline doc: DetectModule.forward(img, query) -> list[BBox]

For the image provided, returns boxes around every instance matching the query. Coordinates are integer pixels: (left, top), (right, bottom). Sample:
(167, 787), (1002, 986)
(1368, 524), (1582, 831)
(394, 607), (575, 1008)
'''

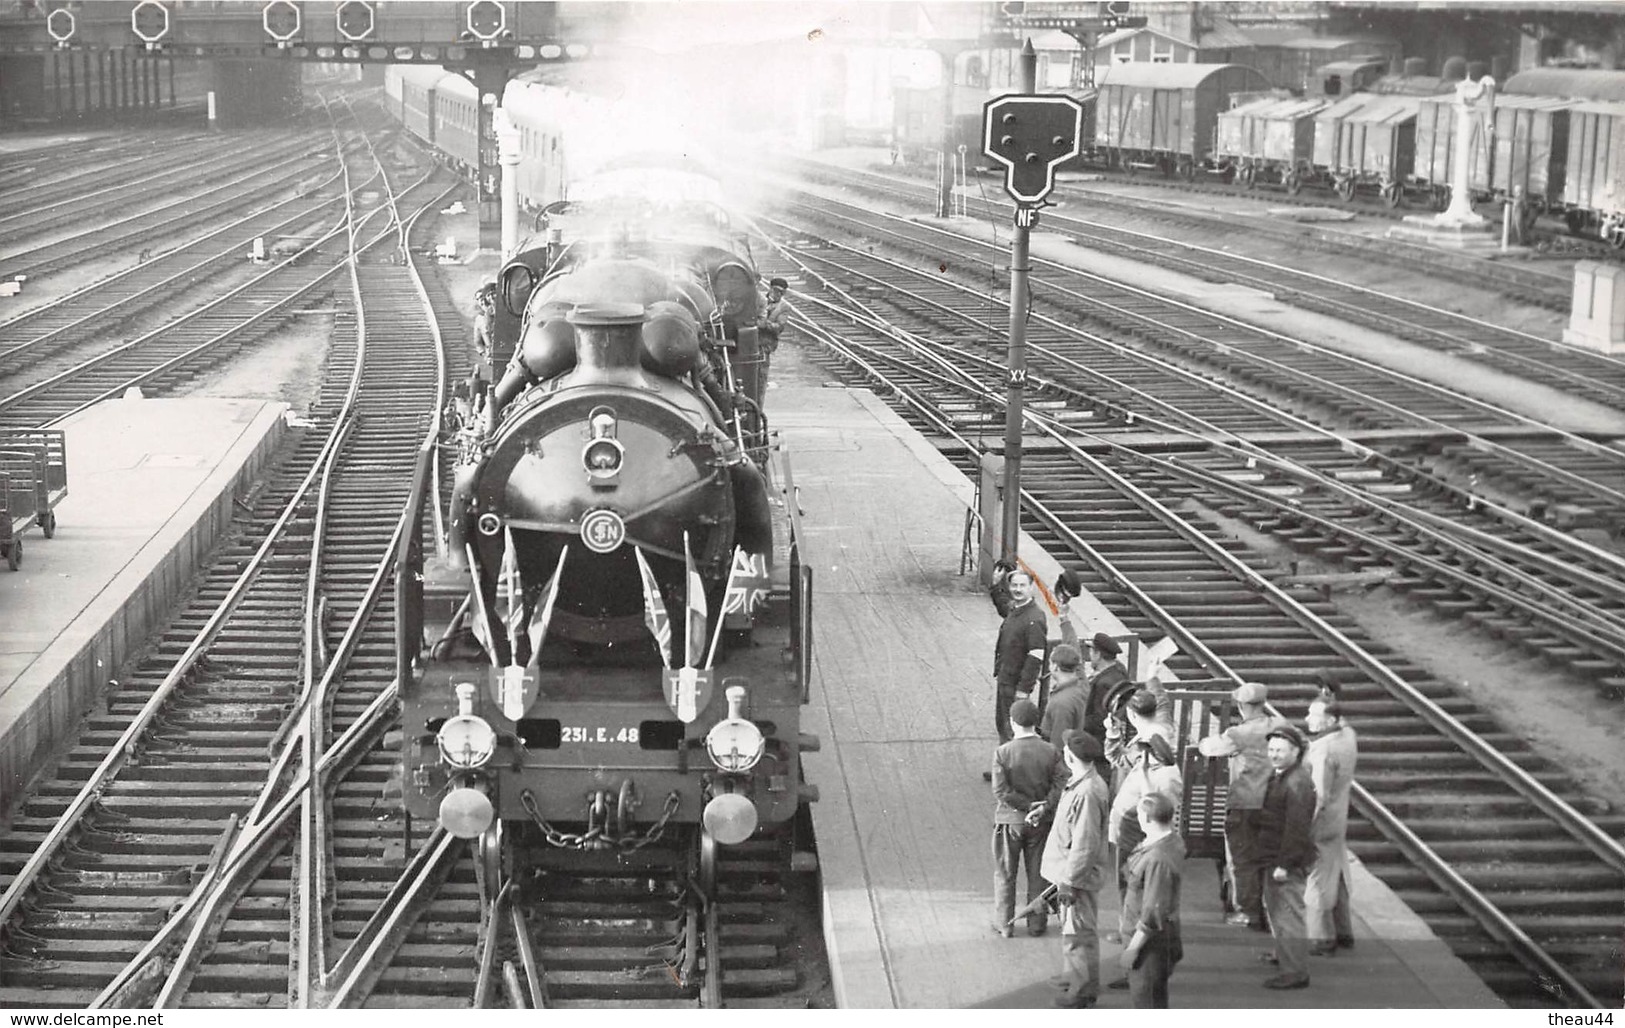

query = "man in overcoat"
(1041, 729), (1111, 1007)
(1305, 696), (1358, 954)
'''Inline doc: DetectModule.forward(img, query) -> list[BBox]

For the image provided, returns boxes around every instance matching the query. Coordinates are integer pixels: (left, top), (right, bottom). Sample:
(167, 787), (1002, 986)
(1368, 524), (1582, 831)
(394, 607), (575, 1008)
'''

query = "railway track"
(769, 192), (1625, 527)
(763, 213), (1625, 695)
(756, 225), (1625, 1006)
(0, 108), (464, 1007)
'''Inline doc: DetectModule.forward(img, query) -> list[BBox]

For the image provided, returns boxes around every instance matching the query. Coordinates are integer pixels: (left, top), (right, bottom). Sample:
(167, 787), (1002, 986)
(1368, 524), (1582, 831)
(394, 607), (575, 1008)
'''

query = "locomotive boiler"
(395, 172), (814, 888)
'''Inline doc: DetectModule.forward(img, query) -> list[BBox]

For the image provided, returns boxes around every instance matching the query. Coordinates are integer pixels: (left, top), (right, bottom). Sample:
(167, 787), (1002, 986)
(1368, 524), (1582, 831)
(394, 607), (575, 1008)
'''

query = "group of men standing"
(986, 566), (1360, 1006)
(987, 568), (1185, 1008)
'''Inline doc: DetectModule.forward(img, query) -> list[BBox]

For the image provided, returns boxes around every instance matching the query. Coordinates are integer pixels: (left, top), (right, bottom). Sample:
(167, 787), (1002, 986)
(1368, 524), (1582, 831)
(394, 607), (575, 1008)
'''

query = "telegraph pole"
(981, 42), (1081, 565)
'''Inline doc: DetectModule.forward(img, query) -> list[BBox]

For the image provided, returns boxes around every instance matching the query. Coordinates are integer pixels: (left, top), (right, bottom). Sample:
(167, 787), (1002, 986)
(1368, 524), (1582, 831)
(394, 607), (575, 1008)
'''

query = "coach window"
(1151, 39), (1173, 63)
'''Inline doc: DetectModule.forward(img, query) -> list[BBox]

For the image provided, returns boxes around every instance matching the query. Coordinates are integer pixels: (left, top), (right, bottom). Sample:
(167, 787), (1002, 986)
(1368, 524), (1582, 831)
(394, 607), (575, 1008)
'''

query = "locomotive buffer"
(981, 40), (1084, 565)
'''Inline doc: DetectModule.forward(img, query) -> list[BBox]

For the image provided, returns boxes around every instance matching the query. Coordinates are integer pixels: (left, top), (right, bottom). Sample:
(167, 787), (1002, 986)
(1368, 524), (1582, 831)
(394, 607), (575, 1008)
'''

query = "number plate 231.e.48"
(561, 725), (640, 745)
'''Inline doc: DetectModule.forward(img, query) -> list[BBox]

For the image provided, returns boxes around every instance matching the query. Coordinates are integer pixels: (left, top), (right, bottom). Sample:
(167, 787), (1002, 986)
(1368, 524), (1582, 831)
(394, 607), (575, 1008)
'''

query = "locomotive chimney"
(567, 303), (647, 377)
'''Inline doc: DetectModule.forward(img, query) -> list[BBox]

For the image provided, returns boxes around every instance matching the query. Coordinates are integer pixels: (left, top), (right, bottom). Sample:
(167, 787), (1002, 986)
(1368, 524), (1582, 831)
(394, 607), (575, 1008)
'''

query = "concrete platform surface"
(779, 384), (1501, 1009)
(0, 396), (286, 813)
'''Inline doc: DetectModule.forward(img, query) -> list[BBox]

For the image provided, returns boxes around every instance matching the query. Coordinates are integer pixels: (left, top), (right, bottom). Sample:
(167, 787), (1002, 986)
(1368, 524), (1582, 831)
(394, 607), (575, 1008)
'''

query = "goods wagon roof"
(1366, 74), (1452, 95)
(1316, 59), (1388, 76)
(1316, 92), (1419, 124)
(1099, 62), (1265, 89)
(1504, 68), (1625, 101)
(1224, 96), (1332, 120)
(1569, 99), (1625, 117)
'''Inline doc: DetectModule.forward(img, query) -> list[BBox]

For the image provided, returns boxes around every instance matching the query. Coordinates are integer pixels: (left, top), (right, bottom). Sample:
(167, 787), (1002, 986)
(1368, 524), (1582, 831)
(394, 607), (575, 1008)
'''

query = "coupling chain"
(521, 789), (683, 851)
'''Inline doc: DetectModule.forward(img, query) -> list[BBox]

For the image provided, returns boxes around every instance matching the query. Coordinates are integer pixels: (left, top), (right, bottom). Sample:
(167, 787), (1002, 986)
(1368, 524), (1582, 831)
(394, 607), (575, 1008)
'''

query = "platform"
(778, 381), (1502, 1009)
(0, 396), (286, 818)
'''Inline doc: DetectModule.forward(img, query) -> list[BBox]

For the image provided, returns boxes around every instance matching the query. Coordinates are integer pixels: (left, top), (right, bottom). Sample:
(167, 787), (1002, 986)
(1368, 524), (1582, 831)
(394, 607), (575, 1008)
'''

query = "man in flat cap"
(1041, 729), (1111, 1007)
(1038, 642), (1087, 745)
(1082, 632), (1130, 740)
(758, 277), (789, 359)
(991, 699), (1067, 938)
(1107, 729), (1183, 959)
(1197, 682), (1287, 931)
(1257, 723), (1316, 989)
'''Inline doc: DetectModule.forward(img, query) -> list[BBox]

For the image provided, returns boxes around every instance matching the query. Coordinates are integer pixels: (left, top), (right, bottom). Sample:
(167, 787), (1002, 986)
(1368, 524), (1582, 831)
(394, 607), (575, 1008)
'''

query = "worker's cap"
(1231, 681), (1268, 705)
(1136, 733), (1175, 767)
(1009, 699), (1040, 728)
(1266, 724), (1307, 751)
(1054, 569), (1084, 602)
(768, 277), (789, 290)
(1062, 728), (1103, 763)
(1050, 644), (1082, 671)
(1090, 632), (1121, 658)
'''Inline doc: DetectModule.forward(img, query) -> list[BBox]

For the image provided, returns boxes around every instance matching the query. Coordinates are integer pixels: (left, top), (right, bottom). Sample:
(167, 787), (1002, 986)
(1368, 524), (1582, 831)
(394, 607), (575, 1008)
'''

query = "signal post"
(980, 41), (1084, 569)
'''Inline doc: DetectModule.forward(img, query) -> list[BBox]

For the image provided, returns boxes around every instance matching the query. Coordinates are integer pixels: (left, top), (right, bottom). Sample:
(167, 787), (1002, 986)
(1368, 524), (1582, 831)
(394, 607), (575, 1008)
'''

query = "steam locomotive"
(393, 130), (814, 890)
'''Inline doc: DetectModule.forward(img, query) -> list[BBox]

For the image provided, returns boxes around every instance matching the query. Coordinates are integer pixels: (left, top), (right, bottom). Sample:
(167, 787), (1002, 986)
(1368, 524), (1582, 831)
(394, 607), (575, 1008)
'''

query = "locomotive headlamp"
(438, 683), (496, 769)
(705, 686), (765, 773)
(582, 408), (624, 482)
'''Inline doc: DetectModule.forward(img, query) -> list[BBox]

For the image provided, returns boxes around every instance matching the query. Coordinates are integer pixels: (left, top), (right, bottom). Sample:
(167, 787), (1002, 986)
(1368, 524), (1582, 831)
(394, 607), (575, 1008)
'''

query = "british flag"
(633, 546), (672, 668)
(722, 548), (771, 615)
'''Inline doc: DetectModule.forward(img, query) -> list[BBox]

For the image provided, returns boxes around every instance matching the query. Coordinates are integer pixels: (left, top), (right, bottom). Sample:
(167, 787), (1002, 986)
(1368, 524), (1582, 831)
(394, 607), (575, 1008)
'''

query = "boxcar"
(1096, 63), (1272, 178)
(1414, 92), (1572, 227)
(1563, 101), (1625, 244)
(1312, 89), (1443, 205)
(1215, 95), (1332, 191)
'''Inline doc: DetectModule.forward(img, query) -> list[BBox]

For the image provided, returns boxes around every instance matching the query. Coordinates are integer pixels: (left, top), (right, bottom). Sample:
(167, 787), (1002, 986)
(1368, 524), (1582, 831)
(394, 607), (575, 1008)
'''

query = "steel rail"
(0, 170), (355, 360)
(886, 206), (1625, 506)
(1019, 481), (1607, 1009)
(779, 232), (1625, 914)
(811, 160), (1584, 347)
(788, 271), (1613, 1000)
(771, 207), (1625, 584)
(25, 178), (442, 430)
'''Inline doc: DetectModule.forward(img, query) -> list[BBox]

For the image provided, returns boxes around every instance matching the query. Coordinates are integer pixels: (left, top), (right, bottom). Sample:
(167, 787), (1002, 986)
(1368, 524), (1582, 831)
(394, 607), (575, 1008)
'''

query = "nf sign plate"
(982, 94), (1084, 204)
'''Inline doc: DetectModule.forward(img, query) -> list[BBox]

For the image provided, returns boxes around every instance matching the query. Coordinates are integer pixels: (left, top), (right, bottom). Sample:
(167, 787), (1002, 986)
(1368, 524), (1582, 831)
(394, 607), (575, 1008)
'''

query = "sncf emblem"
(580, 509), (626, 553)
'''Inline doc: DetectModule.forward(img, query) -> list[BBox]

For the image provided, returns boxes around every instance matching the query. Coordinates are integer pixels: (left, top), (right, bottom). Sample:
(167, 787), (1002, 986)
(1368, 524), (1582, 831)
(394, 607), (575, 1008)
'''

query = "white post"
(1435, 75), (1495, 228)
(493, 109), (521, 262)
(206, 90), (216, 129)
(1502, 200), (1512, 250)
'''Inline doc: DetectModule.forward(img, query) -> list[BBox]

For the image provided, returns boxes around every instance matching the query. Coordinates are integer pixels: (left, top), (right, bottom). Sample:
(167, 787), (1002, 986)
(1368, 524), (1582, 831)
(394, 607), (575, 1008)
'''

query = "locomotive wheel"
(1334, 178), (1356, 203)
(5, 540), (18, 572)
(1566, 210), (1587, 237)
